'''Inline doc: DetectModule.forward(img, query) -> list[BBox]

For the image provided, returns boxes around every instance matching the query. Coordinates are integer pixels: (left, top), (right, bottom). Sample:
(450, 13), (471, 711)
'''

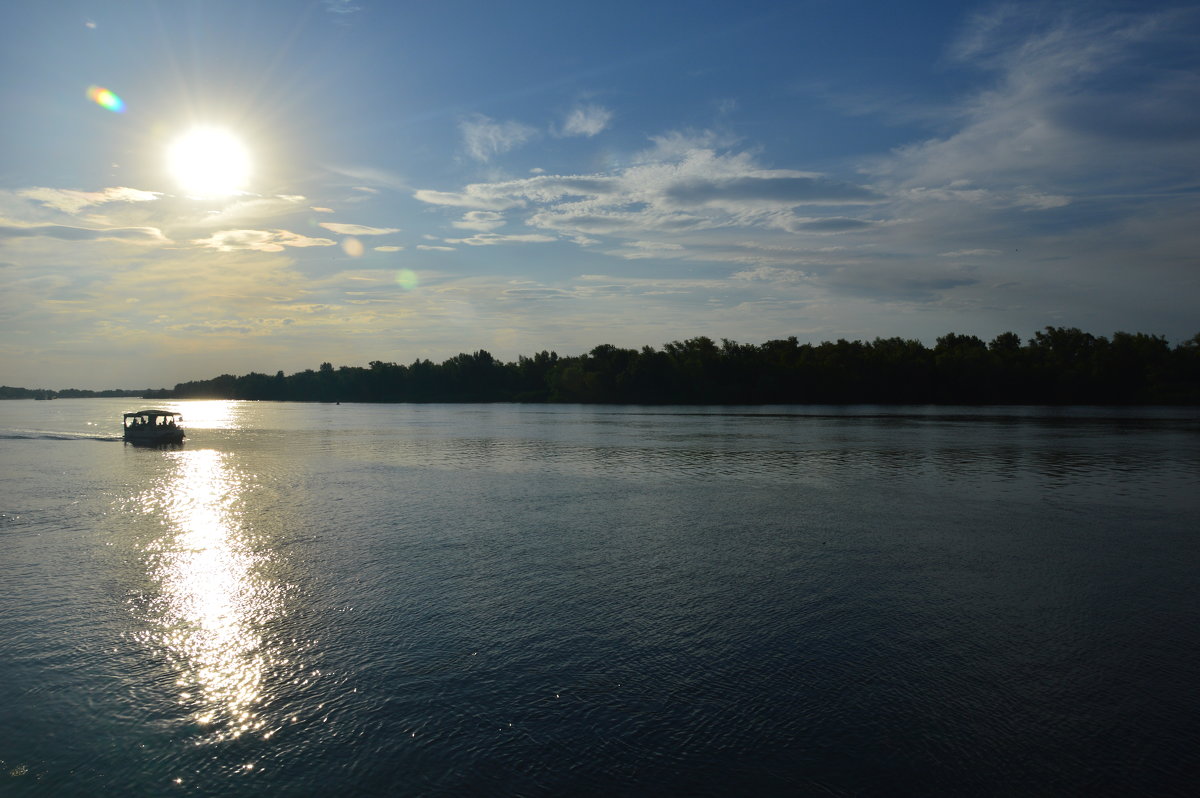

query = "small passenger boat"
(123, 409), (185, 445)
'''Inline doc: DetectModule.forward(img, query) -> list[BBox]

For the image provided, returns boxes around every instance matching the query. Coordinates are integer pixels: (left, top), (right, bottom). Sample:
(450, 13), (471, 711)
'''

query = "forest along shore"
(8, 328), (1200, 405)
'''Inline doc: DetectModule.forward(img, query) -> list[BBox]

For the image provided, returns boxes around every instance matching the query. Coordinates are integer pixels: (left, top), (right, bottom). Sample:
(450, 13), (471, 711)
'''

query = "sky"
(1, 0), (1198, 389)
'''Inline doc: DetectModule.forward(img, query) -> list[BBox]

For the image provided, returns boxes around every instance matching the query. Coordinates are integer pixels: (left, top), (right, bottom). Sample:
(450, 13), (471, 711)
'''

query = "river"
(1, 400), (1197, 795)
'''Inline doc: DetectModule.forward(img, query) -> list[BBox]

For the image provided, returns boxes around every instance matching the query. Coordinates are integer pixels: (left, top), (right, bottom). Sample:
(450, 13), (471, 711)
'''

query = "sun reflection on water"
(167, 400), (242, 430)
(134, 448), (289, 743)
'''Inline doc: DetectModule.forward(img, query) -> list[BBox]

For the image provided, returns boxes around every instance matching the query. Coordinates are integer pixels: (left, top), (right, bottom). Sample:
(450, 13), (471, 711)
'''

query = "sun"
(167, 127), (251, 197)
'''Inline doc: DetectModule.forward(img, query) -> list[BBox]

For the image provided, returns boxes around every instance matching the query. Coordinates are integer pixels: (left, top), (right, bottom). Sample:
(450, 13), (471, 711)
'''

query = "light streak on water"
(135, 449), (286, 744)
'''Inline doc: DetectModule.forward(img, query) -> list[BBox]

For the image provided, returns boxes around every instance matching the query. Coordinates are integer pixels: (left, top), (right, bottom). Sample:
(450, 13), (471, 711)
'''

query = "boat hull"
(123, 428), (185, 445)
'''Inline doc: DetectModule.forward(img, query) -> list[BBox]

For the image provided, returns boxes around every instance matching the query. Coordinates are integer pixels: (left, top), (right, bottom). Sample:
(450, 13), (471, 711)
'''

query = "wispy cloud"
(872, 5), (1200, 195)
(415, 137), (882, 246)
(502, 286), (573, 301)
(192, 229), (337, 252)
(664, 175), (881, 207)
(323, 1), (361, 17)
(20, 187), (160, 214)
(318, 222), (400, 235)
(940, 249), (1001, 258)
(412, 189), (520, 211)
(559, 104), (613, 137)
(452, 211), (506, 231)
(460, 114), (538, 162)
(0, 222), (168, 244)
(444, 233), (556, 246)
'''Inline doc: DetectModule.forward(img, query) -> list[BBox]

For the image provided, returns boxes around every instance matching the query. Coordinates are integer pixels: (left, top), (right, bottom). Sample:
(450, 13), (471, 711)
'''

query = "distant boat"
(123, 410), (185, 445)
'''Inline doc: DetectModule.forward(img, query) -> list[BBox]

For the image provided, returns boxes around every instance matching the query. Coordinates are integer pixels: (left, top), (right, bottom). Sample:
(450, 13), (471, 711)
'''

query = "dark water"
(2, 400), (1198, 796)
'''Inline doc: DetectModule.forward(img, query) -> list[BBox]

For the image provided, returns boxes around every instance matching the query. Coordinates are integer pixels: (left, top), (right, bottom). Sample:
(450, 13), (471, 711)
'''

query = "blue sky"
(2, 0), (1197, 389)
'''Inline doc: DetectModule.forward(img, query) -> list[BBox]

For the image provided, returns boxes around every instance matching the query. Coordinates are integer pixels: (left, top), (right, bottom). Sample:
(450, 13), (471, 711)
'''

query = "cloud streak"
(318, 222), (400, 235)
(20, 187), (160, 214)
(0, 222), (168, 244)
(192, 229), (337, 252)
(460, 114), (538, 162)
(444, 232), (557, 246)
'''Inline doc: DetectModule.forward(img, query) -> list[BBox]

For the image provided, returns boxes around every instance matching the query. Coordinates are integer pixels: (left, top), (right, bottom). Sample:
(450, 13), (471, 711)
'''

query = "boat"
(123, 409), (185, 445)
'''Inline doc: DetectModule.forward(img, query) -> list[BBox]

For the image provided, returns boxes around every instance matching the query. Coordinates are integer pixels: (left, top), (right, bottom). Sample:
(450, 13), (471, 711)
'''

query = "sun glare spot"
(168, 127), (251, 197)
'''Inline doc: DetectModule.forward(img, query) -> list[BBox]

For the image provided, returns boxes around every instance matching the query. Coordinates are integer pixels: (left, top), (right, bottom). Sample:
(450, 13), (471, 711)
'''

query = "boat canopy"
(123, 409), (183, 419)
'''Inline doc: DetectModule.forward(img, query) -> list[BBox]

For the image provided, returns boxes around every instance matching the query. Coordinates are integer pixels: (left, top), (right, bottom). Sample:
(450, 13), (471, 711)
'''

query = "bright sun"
(167, 127), (251, 197)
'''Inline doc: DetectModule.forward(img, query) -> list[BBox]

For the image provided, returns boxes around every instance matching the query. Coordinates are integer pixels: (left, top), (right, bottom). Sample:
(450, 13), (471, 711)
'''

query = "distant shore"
(10, 327), (1199, 406)
(0, 387), (159, 400)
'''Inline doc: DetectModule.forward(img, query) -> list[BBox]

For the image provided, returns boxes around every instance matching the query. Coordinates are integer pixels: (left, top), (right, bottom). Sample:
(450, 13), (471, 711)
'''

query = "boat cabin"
(123, 409), (185, 444)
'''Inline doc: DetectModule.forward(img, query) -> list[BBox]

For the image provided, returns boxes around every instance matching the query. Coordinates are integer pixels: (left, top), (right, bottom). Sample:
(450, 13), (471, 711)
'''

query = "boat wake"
(0, 431), (123, 442)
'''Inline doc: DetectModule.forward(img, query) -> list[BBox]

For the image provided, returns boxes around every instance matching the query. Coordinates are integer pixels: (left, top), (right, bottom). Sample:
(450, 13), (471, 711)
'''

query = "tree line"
(0, 386), (151, 400)
(158, 328), (1200, 405)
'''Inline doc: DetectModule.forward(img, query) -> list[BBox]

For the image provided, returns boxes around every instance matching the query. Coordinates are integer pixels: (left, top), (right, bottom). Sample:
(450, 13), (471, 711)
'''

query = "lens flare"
(395, 269), (419, 290)
(86, 85), (125, 113)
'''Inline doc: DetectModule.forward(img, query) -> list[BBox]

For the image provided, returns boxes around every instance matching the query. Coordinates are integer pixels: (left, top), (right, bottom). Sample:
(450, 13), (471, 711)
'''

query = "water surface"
(2, 400), (1198, 795)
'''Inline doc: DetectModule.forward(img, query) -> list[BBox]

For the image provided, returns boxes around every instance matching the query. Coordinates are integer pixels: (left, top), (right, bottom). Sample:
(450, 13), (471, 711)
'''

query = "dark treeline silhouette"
(163, 328), (1200, 405)
(0, 386), (153, 400)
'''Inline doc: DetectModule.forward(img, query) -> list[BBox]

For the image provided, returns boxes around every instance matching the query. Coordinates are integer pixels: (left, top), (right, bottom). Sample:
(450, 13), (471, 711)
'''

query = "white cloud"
(20, 186), (160, 214)
(444, 233), (556, 246)
(452, 211), (505, 231)
(502, 287), (572, 300)
(193, 229), (337, 252)
(318, 222), (400, 235)
(460, 114), (537, 162)
(606, 240), (691, 260)
(0, 222), (168, 244)
(374, 245), (404, 252)
(637, 130), (738, 161)
(730, 266), (810, 284)
(1014, 192), (1070, 210)
(560, 104), (613, 137)
(629, 241), (683, 250)
(417, 244), (455, 251)
(414, 139), (882, 247)
(411, 189), (519, 211)
(871, 6), (1200, 199)
(940, 249), (1001, 258)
